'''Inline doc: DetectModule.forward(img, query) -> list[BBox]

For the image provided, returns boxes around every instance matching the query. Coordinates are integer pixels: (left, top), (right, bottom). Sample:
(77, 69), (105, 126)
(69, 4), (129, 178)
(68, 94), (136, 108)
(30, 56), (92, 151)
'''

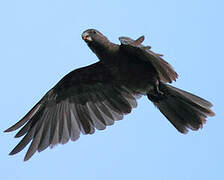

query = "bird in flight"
(5, 29), (215, 161)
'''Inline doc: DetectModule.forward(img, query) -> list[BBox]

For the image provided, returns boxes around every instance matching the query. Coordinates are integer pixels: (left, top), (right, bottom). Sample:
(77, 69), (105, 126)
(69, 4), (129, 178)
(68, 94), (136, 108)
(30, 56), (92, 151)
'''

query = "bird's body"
(83, 32), (161, 94)
(5, 29), (214, 161)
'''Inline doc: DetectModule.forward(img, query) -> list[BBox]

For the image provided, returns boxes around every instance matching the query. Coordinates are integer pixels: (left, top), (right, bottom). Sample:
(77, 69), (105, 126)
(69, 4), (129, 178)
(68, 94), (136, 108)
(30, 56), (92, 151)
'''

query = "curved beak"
(82, 32), (92, 42)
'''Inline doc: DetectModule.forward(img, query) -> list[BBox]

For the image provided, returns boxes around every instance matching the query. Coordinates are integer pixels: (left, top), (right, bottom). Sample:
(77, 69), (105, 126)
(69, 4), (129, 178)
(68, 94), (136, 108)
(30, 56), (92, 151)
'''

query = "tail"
(147, 83), (215, 134)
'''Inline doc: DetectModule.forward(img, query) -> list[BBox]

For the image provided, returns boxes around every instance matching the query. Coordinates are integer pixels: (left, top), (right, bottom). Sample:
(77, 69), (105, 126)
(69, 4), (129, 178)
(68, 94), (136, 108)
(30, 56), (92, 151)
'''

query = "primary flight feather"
(5, 29), (214, 161)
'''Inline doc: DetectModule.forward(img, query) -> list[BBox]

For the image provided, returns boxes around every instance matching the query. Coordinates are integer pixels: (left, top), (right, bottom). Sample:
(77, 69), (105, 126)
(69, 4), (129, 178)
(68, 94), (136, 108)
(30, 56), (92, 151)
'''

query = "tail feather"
(148, 83), (214, 134)
(165, 85), (213, 109)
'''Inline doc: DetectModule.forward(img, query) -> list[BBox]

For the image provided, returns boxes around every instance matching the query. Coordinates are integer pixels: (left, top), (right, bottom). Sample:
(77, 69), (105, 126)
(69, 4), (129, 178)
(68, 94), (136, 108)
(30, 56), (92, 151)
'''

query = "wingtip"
(135, 35), (145, 45)
(156, 53), (163, 57)
(209, 110), (215, 117)
(4, 129), (10, 133)
(180, 128), (189, 134)
(9, 150), (16, 156)
(139, 35), (145, 40)
(24, 156), (30, 162)
(4, 126), (14, 133)
(24, 150), (32, 161)
(144, 45), (151, 49)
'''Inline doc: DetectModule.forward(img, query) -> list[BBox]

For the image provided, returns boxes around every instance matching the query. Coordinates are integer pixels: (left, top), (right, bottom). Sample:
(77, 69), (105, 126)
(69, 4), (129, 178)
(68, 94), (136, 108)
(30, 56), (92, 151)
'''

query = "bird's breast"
(110, 55), (158, 94)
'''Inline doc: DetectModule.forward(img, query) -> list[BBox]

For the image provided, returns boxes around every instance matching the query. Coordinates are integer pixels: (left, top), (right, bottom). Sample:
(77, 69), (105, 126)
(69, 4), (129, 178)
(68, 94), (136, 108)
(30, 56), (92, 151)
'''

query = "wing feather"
(69, 104), (81, 141)
(38, 109), (52, 152)
(119, 36), (178, 83)
(24, 118), (45, 161)
(5, 62), (140, 160)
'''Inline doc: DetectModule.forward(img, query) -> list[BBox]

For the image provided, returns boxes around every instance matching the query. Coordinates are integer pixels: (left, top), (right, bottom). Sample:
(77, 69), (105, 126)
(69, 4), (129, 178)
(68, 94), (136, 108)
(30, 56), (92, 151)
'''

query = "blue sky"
(0, 0), (223, 179)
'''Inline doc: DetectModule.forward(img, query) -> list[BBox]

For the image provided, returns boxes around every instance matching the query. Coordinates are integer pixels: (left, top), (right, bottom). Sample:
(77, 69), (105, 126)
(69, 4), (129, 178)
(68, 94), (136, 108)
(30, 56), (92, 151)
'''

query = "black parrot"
(5, 29), (214, 161)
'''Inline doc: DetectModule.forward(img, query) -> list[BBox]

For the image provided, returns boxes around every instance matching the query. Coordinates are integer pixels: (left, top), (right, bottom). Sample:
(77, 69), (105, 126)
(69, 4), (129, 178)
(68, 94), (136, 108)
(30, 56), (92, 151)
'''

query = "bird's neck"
(90, 41), (119, 62)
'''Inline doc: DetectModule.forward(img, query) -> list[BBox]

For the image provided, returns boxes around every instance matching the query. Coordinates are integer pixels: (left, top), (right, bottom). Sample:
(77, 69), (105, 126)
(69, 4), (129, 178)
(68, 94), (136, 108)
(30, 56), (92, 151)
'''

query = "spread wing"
(119, 36), (178, 83)
(5, 62), (140, 161)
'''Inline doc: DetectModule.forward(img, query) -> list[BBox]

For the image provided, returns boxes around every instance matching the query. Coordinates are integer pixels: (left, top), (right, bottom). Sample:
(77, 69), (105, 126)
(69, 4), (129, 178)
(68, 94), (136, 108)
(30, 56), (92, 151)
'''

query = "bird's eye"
(92, 30), (96, 34)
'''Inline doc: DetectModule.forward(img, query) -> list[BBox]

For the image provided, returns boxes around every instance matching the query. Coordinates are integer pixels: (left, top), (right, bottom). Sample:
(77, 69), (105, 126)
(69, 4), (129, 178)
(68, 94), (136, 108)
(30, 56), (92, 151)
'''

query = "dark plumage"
(5, 29), (214, 161)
